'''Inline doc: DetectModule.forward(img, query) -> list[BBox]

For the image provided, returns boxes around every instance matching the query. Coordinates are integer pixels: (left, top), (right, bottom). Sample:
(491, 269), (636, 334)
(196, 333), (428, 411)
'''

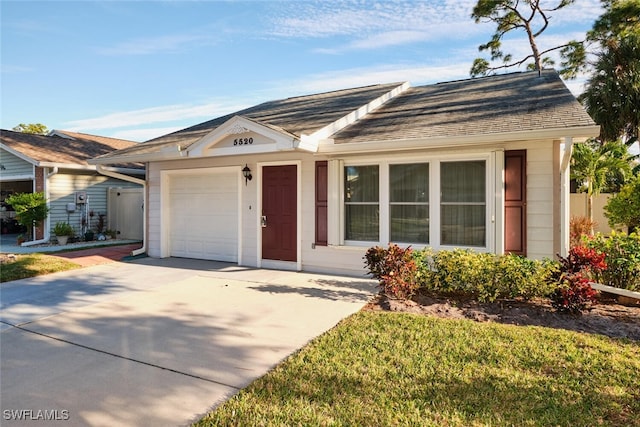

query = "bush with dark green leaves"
(583, 232), (640, 291)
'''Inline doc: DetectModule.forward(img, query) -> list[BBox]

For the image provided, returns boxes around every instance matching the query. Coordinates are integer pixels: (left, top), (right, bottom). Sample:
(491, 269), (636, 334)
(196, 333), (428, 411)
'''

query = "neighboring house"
(0, 129), (144, 244)
(91, 70), (599, 276)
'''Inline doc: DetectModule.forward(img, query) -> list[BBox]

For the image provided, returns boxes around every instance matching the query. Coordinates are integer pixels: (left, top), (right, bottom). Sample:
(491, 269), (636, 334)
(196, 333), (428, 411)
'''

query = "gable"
(187, 116), (300, 157)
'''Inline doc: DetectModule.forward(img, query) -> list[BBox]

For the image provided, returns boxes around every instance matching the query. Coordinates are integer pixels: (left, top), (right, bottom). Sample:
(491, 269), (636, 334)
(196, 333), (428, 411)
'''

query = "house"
(0, 129), (145, 244)
(90, 70), (599, 276)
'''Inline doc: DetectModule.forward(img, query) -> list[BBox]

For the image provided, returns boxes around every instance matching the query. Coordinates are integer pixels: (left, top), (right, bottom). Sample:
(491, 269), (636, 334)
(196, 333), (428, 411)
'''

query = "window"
(390, 163), (429, 243)
(440, 161), (486, 247)
(345, 165), (379, 241)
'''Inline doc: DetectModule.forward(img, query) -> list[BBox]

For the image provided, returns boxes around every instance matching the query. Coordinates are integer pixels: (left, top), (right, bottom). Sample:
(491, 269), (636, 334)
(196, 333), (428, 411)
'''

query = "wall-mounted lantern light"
(242, 164), (252, 186)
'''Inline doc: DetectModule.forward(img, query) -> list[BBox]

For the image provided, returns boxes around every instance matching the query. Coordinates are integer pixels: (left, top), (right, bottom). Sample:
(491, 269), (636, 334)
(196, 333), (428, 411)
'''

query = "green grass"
(0, 253), (81, 282)
(197, 311), (640, 427)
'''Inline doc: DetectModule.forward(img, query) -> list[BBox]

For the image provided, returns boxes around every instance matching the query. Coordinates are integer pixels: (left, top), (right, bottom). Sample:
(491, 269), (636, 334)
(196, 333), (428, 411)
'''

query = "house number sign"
(233, 137), (254, 146)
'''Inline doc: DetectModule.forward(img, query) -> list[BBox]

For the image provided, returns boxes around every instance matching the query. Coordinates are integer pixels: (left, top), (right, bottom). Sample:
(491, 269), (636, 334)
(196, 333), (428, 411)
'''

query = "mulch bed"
(364, 289), (640, 341)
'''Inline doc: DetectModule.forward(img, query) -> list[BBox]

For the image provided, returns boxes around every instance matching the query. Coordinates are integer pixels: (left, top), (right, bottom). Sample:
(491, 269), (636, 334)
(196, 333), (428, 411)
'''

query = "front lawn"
(0, 253), (80, 282)
(197, 311), (640, 427)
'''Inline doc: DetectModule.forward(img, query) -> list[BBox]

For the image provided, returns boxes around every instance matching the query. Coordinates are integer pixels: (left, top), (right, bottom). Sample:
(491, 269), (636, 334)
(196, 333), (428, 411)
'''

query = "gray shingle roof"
(92, 70), (596, 162)
(92, 82), (404, 161)
(332, 70), (595, 144)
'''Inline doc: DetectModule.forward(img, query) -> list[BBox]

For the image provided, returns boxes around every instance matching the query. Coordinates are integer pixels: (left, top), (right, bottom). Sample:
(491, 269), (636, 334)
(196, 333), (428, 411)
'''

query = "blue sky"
(1, 0), (604, 142)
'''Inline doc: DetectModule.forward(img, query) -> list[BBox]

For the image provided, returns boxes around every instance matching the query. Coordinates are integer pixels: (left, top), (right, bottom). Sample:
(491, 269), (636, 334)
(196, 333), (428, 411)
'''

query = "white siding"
(146, 139), (559, 276)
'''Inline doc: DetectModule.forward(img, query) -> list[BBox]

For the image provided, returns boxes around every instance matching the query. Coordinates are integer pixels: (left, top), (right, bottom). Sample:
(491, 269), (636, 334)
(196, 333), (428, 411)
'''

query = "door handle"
(261, 215), (267, 227)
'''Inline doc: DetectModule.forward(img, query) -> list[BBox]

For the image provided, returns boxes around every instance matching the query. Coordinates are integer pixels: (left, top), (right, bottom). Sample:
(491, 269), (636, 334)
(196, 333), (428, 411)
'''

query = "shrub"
(494, 254), (557, 300)
(551, 273), (599, 314)
(584, 232), (640, 291)
(53, 222), (74, 237)
(570, 215), (596, 247)
(364, 244), (419, 299)
(428, 249), (496, 301)
(4, 192), (49, 240)
(604, 174), (640, 232)
(549, 246), (604, 313)
(416, 249), (556, 302)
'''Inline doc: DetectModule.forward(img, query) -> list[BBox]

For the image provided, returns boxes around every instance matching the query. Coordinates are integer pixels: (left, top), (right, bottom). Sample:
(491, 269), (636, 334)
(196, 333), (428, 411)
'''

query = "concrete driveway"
(1, 257), (376, 426)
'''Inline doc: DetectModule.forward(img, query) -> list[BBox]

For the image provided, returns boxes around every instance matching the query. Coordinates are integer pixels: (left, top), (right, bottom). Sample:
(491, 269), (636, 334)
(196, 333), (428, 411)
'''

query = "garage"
(168, 169), (239, 262)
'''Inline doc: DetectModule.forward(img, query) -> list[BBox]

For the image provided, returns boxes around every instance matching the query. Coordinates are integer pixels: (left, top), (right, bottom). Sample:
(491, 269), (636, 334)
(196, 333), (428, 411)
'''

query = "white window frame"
(340, 152), (495, 252)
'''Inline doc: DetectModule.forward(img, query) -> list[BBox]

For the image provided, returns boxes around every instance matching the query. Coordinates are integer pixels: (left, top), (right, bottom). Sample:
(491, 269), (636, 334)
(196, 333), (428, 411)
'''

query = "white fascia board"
(188, 115), (298, 157)
(0, 143), (38, 165)
(318, 125), (600, 155)
(38, 162), (96, 171)
(89, 151), (181, 165)
(301, 82), (411, 152)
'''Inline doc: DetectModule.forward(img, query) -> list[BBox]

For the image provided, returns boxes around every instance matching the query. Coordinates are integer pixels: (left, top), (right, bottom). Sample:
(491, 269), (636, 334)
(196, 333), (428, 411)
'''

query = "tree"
(562, 0), (640, 142)
(470, 0), (576, 76)
(604, 174), (640, 232)
(570, 139), (633, 225)
(4, 192), (50, 241)
(12, 123), (48, 135)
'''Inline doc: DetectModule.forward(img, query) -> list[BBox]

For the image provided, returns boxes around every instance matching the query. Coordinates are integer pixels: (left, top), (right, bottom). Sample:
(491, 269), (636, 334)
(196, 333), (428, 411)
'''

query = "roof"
(332, 70), (596, 144)
(94, 82), (405, 160)
(0, 129), (142, 169)
(92, 70), (598, 163)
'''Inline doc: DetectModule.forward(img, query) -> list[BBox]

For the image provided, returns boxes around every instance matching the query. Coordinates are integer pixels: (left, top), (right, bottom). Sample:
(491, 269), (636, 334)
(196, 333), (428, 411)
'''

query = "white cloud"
(1, 64), (34, 73)
(97, 33), (215, 55)
(267, 63), (472, 96)
(270, 0), (602, 54)
(110, 127), (183, 142)
(64, 100), (249, 132)
(268, 0), (478, 39)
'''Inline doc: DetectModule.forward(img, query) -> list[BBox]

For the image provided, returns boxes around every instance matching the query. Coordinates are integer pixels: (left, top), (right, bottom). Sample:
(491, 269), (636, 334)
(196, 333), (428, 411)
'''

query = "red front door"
(262, 165), (297, 262)
(504, 150), (527, 255)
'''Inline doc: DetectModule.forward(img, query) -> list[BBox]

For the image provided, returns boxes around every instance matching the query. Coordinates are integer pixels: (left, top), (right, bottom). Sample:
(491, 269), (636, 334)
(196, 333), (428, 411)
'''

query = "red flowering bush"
(551, 273), (600, 314)
(364, 244), (418, 299)
(550, 246), (606, 314)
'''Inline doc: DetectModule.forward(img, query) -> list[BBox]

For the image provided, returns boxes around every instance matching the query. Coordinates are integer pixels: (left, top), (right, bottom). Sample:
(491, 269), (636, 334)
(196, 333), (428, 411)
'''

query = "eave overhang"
(318, 125), (600, 156)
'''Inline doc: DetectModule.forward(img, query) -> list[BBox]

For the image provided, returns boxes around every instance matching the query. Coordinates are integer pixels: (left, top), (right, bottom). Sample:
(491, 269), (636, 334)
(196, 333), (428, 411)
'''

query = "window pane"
(441, 205), (486, 246)
(391, 205), (429, 243)
(441, 161), (485, 203)
(390, 164), (429, 202)
(345, 205), (379, 241)
(345, 165), (379, 203)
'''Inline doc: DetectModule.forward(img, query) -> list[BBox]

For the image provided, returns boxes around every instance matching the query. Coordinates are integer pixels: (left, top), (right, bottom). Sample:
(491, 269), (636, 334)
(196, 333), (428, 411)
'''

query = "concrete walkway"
(1, 256), (376, 426)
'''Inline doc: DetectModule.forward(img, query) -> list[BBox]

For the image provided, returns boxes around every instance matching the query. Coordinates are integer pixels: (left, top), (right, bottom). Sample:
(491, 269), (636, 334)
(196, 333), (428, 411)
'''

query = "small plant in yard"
(570, 215), (596, 248)
(5, 192), (49, 241)
(550, 246), (606, 314)
(364, 244), (418, 299)
(53, 222), (74, 237)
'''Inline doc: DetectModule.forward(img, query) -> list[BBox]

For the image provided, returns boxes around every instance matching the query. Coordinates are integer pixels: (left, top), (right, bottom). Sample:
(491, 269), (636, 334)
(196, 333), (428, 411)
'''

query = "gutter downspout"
(96, 165), (147, 257)
(559, 137), (573, 257)
(22, 167), (59, 247)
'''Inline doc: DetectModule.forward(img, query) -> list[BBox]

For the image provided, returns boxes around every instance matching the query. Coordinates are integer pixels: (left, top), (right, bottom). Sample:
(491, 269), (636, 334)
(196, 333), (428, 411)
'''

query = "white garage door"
(169, 171), (238, 262)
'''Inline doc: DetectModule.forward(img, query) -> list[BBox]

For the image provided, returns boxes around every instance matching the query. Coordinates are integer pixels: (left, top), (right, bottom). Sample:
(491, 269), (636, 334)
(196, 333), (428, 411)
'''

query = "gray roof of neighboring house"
(92, 70), (597, 162)
(0, 129), (143, 169)
(332, 70), (596, 144)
